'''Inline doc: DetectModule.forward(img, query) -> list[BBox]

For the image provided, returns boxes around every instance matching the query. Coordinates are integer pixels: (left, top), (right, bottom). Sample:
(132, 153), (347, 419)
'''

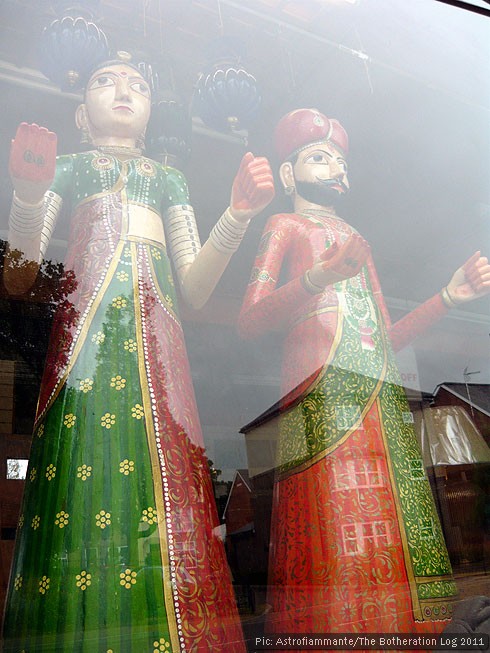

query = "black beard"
(294, 179), (347, 208)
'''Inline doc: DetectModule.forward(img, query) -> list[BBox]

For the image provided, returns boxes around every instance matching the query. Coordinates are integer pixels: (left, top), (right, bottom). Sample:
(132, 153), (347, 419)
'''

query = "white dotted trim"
(137, 250), (185, 651)
(101, 187), (117, 257)
(141, 246), (180, 327)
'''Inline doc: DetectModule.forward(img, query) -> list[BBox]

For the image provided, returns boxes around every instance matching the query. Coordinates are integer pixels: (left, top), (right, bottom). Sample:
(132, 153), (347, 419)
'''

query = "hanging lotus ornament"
(135, 59), (192, 167)
(146, 93), (192, 168)
(192, 37), (261, 133)
(39, 1), (109, 90)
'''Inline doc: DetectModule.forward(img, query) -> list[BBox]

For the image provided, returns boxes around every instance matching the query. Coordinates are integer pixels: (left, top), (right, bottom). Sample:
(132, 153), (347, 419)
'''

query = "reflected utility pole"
(463, 366), (480, 418)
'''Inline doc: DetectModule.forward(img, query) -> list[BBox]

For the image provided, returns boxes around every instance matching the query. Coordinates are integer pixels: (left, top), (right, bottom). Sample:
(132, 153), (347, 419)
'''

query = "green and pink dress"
(239, 211), (457, 641)
(2, 152), (245, 653)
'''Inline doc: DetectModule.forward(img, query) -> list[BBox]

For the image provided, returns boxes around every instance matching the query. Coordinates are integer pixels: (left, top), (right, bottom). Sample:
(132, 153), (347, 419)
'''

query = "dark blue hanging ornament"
(146, 93), (192, 168)
(39, 1), (109, 90)
(136, 59), (192, 168)
(192, 37), (261, 133)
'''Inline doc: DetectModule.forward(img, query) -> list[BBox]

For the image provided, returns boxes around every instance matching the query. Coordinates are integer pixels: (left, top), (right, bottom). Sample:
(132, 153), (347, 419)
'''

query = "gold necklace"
(300, 207), (341, 220)
(97, 145), (142, 158)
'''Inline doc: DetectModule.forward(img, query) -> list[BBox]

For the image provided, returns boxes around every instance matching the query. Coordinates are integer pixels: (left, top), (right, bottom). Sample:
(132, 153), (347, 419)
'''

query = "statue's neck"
(91, 136), (138, 148)
(293, 196), (338, 219)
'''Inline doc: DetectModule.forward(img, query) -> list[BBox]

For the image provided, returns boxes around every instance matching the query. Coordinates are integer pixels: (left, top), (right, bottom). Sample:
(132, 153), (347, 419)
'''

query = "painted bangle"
(9, 192), (45, 235)
(441, 286), (459, 309)
(302, 269), (325, 295)
(209, 207), (250, 254)
(166, 204), (202, 272)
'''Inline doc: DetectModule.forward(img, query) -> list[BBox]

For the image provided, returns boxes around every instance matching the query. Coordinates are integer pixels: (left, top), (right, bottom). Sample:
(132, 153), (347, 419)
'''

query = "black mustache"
(316, 178), (348, 193)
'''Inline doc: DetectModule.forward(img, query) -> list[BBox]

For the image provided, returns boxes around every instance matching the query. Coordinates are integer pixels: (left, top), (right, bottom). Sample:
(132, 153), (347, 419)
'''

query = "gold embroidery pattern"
(91, 155), (115, 172)
(77, 464), (92, 480)
(135, 159), (157, 178)
(131, 404), (144, 420)
(76, 571), (92, 590)
(116, 271), (129, 282)
(110, 375), (126, 390)
(142, 507), (157, 525)
(95, 510), (111, 529)
(119, 569), (137, 589)
(92, 331), (106, 345)
(55, 511), (69, 528)
(101, 413), (116, 429)
(79, 378), (94, 393)
(112, 296), (127, 309)
(64, 413), (76, 428)
(119, 459), (135, 475)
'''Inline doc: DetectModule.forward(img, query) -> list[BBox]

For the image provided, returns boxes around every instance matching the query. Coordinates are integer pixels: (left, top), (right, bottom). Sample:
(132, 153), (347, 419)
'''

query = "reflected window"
(334, 458), (385, 490)
(402, 411), (414, 424)
(335, 404), (362, 430)
(341, 520), (393, 555)
(419, 517), (436, 540)
(409, 459), (425, 480)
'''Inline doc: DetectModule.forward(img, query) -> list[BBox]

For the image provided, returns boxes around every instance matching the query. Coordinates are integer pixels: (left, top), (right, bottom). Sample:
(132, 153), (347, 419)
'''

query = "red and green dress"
(239, 211), (457, 637)
(3, 152), (245, 653)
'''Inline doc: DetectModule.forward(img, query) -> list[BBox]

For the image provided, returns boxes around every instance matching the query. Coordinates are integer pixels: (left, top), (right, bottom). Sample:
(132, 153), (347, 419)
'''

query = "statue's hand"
(308, 233), (370, 289)
(9, 123), (57, 204)
(230, 152), (274, 223)
(446, 251), (490, 304)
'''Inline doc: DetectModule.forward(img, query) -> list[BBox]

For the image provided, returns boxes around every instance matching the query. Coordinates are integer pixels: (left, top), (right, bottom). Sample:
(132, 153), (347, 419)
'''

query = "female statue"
(2, 57), (273, 652)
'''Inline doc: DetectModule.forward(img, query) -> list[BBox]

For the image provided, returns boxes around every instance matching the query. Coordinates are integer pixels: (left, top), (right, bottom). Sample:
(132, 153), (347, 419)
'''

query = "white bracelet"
(209, 207), (250, 254)
(301, 269), (325, 295)
(165, 204), (202, 273)
(9, 191), (62, 263)
(441, 286), (459, 309)
(9, 193), (45, 235)
(39, 191), (62, 260)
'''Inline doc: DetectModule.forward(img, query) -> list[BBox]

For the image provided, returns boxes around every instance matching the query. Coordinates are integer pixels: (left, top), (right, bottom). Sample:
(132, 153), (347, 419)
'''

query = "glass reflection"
(1, 54), (273, 652)
(238, 108), (490, 637)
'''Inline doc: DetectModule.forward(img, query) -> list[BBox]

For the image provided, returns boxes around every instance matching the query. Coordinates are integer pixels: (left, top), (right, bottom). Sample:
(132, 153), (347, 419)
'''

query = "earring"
(136, 129), (146, 151)
(285, 185), (295, 196)
(79, 125), (91, 145)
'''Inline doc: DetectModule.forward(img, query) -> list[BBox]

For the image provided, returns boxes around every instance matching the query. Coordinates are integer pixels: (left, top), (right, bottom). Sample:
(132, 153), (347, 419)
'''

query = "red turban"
(274, 108), (348, 162)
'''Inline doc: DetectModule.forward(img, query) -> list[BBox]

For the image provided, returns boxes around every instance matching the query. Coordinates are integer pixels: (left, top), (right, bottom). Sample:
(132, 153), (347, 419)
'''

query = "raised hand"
(445, 251), (490, 305)
(230, 152), (274, 222)
(308, 233), (370, 290)
(9, 123), (57, 204)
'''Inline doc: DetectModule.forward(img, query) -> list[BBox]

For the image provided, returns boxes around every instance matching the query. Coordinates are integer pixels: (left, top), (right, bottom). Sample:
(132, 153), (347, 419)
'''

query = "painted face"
(83, 64), (151, 143)
(293, 141), (349, 205)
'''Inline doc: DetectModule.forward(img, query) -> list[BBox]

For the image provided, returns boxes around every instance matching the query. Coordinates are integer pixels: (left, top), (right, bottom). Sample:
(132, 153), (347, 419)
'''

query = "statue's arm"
(165, 153), (274, 310)
(4, 123), (61, 294)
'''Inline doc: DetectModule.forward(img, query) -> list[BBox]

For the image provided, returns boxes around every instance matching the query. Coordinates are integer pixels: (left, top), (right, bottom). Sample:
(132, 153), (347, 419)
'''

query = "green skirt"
(3, 236), (245, 652)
